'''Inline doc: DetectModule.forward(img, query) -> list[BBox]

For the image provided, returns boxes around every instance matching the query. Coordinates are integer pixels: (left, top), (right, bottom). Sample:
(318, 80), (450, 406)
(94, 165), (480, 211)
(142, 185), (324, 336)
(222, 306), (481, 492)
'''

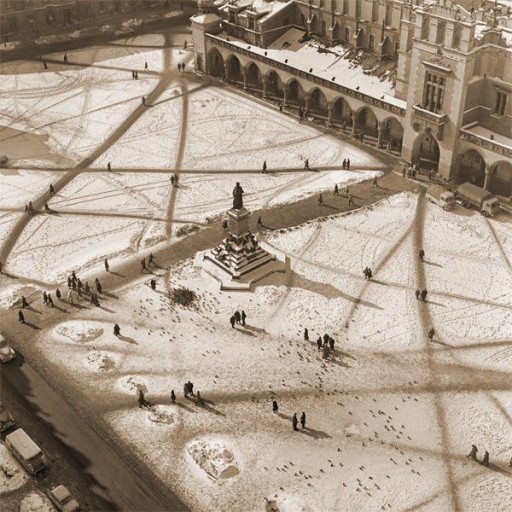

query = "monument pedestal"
(202, 207), (286, 290)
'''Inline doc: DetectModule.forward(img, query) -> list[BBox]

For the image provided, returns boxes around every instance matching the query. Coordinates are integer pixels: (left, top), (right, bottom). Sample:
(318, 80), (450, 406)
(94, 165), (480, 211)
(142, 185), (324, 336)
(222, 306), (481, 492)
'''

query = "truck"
(454, 182), (500, 217)
(5, 428), (48, 475)
(426, 184), (455, 211)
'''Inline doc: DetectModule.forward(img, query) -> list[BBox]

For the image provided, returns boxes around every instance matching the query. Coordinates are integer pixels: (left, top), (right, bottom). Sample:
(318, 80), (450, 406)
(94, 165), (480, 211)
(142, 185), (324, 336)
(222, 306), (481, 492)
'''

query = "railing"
(412, 104), (448, 126)
(206, 34), (406, 117)
(460, 130), (512, 158)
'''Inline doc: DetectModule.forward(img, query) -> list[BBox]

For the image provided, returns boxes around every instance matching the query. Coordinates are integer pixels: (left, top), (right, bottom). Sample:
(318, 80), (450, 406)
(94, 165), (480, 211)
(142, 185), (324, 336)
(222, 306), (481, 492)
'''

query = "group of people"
(24, 201), (34, 215)
(467, 445), (491, 467)
(184, 381), (203, 405)
(170, 174), (179, 186)
(67, 270), (103, 306)
(271, 402), (307, 431)
(141, 253), (156, 273)
(177, 63), (186, 72)
(342, 159), (351, 170)
(363, 267), (373, 280)
(415, 288), (428, 301)
(131, 70), (140, 79)
(230, 310), (247, 328)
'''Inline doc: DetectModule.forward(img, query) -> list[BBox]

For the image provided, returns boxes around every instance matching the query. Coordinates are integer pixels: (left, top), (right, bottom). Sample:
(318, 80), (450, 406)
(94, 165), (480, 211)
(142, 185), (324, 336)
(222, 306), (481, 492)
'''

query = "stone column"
(483, 164), (491, 191)
(262, 78), (267, 99)
(304, 97), (310, 115)
(283, 86), (288, 107)
(327, 104), (333, 126)
(377, 123), (385, 148)
(243, 68), (248, 90)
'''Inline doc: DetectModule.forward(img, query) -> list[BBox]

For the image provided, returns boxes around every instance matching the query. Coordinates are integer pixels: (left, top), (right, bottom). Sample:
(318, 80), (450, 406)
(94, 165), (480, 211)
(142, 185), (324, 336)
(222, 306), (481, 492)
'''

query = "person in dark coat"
(49, 184), (55, 195)
(195, 391), (204, 405)
(18, 310), (25, 323)
(419, 249), (425, 261)
(318, 193), (323, 205)
(95, 278), (102, 294)
(262, 161), (267, 173)
(183, 382), (189, 398)
(234, 310), (241, 324)
(104, 259), (109, 272)
(300, 411), (306, 429)
(334, 184), (339, 196)
(56, 288), (61, 300)
(342, 159), (347, 169)
(304, 159), (309, 170)
(84, 282), (90, 294)
(292, 413), (298, 431)
(150, 279), (156, 291)
(230, 315), (235, 328)
(141, 258), (147, 272)
(47, 294), (53, 307)
(241, 310), (247, 326)
(304, 328), (309, 341)
(170, 390), (176, 403)
(21, 296), (28, 308)
(257, 216), (263, 227)
(188, 381), (194, 396)
(415, 289), (420, 300)
(427, 327), (435, 341)
(67, 276), (72, 289)
(272, 400), (278, 413)
(138, 389), (147, 408)
(482, 451), (490, 467)
(346, 159), (350, 170)
(367, 268), (372, 279)
(467, 445), (478, 461)
(114, 324), (121, 337)
(329, 337), (335, 351)
(317, 337), (322, 351)
(107, 162), (111, 171)
(420, 288), (427, 301)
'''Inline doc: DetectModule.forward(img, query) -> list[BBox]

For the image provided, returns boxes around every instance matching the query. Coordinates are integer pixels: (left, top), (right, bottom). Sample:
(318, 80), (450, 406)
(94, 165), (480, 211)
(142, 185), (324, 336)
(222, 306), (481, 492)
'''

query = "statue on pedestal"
(233, 182), (244, 210)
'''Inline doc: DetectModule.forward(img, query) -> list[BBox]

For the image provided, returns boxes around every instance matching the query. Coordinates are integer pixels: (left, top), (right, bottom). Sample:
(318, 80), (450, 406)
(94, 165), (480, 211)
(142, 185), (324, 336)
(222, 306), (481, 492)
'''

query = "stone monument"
(202, 182), (286, 290)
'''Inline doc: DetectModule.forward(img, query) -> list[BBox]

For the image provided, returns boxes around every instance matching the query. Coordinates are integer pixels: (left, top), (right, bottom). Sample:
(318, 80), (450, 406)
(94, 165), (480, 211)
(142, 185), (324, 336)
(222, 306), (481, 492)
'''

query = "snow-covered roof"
(217, 28), (405, 109)
(191, 13), (222, 24)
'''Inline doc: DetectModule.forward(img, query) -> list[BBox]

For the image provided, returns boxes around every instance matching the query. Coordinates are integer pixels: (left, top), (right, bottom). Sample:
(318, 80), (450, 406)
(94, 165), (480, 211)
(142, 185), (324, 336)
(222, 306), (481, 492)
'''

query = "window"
(355, 0), (361, 18)
(436, 20), (445, 45)
(342, 0), (348, 15)
(229, 11), (235, 23)
(248, 18), (255, 30)
(372, 2), (378, 22)
(421, 16), (429, 40)
(494, 91), (507, 116)
(422, 72), (446, 113)
(345, 27), (350, 41)
(369, 34), (374, 49)
(385, 4), (392, 26)
(452, 23), (461, 49)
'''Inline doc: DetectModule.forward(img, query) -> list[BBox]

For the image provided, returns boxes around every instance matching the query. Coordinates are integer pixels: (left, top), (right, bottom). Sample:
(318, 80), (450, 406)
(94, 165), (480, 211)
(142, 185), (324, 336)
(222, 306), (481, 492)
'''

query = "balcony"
(411, 104), (448, 140)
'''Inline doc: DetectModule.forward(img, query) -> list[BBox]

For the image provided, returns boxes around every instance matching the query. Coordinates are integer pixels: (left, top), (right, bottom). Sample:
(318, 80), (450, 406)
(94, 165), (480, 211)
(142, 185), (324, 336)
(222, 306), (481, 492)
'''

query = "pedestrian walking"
(135, 71), (138, 79)
(148, 253), (155, 266)
(334, 184), (339, 196)
(348, 193), (353, 206)
(372, 177), (378, 188)
(279, 103), (283, 112)
(90, 293), (96, 306)
(304, 328), (309, 341)
(107, 162), (111, 172)
(195, 391), (204, 405)
(56, 288), (61, 300)
(49, 183), (55, 196)
(415, 289), (420, 300)
(63, 53), (68, 63)
(241, 310), (247, 326)
(150, 279), (156, 291)
(234, 310), (241, 324)
(420, 288), (427, 301)
(183, 382), (189, 398)
(419, 249), (425, 261)
(292, 413), (298, 431)
(318, 193), (323, 205)
(300, 411), (306, 429)
(174, 174), (178, 186)
(132, 70), (135, 79)
(43, 60), (48, 70)
(141, 258), (147, 273)
(142, 96), (146, 106)
(18, 310), (25, 323)
(95, 278), (102, 294)
(304, 159), (309, 170)
(467, 445), (478, 461)
(43, 291), (48, 305)
(402, 167), (406, 177)
(84, 281), (90, 295)
(329, 337), (335, 351)
(230, 315), (236, 328)
(262, 161), (267, 173)
(183, 39), (188, 49)
(188, 381), (194, 396)
(47, 294), (53, 308)
(21, 296), (28, 308)
(104, 259), (109, 272)
(170, 175), (175, 186)
(138, 389), (147, 408)
(257, 216), (263, 227)
(114, 323), (121, 337)
(144, 61), (148, 70)
(427, 327), (435, 341)
(482, 451), (490, 467)
(346, 159), (351, 170)
(342, 159), (347, 169)
(272, 400), (278, 413)
(171, 390), (176, 403)
(367, 268), (373, 279)
(317, 337), (322, 351)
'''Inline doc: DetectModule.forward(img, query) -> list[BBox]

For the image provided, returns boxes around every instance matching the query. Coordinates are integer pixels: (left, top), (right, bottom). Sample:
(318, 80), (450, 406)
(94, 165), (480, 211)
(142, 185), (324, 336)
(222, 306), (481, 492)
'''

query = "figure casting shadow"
(98, 305), (116, 313)
(236, 328), (256, 337)
(109, 271), (125, 278)
(101, 291), (118, 299)
(118, 335), (138, 344)
(424, 260), (443, 268)
(300, 426), (332, 439)
(174, 401), (199, 414)
(24, 321), (41, 330)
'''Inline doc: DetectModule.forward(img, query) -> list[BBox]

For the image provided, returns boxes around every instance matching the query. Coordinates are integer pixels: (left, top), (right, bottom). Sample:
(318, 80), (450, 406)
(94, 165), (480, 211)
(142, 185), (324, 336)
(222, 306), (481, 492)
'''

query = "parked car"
(0, 402), (15, 432)
(5, 428), (48, 475)
(47, 485), (80, 512)
(0, 334), (16, 363)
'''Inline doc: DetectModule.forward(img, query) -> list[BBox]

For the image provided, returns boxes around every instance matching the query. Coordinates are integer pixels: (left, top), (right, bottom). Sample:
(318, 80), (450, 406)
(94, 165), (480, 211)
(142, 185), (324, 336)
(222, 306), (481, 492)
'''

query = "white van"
(5, 428), (48, 475)
(426, 184), (455, 211)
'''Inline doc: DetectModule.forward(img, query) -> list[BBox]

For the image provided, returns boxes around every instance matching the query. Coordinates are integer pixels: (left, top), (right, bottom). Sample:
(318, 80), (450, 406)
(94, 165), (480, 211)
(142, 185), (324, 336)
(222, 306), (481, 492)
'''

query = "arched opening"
(411, 132), (440, 171)
(331, 97), (353, 127)
(247, 62), (263, 89)
(458, 149), (486, 187)
(287, 79), (305, 108)
(309, 14), (321, 34)
(266, 71), (284, 99)
(226, 55), (243, 83)
(354, 107), (378, 138)
(381, 117), (404, 151)
(308, 88), (328, 117)
(488, 160), (512, 197)
(208, 48), (224, 77)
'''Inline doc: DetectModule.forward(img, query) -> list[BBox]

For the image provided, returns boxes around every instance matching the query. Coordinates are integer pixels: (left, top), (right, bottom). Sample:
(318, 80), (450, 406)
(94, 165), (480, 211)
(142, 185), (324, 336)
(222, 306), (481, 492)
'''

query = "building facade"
(192, 0), (512, 196)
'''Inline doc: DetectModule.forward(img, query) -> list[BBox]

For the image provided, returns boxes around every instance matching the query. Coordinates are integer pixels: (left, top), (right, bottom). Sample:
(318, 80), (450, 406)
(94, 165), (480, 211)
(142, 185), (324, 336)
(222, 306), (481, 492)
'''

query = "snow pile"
(344, 424), (360, 437)
(0, 444), (29, 494)
(54, 321), (103, 343)
(147, 405), (176, 425)
(19, 493), (56, 512)
(86, 350), (116, 371)
(0, 284), (39, 310)
(186, 438), (240, 482)
(254, 285), (286, 307)
(265, 493), (311, 512)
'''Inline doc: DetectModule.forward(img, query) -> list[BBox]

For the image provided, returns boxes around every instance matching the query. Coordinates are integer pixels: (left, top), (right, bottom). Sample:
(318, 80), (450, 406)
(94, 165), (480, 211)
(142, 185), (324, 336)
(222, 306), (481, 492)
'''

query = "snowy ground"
(1, 31), (511, 512)
(9, 193), (512, 512)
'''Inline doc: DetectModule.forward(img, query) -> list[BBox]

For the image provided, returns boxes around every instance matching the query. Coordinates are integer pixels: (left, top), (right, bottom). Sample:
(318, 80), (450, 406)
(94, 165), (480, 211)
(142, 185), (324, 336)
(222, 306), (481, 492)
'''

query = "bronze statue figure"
(233, 182), (244, 209)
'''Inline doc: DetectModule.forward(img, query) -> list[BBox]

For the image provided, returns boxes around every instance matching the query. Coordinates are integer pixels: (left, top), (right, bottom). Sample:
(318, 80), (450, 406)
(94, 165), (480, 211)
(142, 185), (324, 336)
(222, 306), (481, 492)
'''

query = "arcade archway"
(247, 62), (263, 89)
(458, 149), (486, 187)
(287, 79), (305, 107)
(308, 88), (328, 117)
(208, 48), (224, 77)
(411, 132), (440, 171)
(488, 160), (512, 196)
(354, 107), (378, 138)
(331, 97), (352, 126)
(381, 117), (404, 151)
(266, 71), (284, 99)
(226, 55), (243, 83)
